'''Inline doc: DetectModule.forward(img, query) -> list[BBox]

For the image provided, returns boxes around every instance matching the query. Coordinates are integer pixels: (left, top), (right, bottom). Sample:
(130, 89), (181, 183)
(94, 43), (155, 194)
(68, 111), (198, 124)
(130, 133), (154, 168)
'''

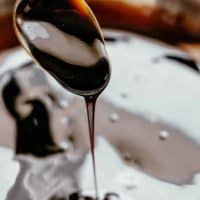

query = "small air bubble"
(59, 141), (69, 150)
(159, 130), (170, 141)
(60, 116), (69, 125)
(109, 113), (120, 123)
(59, 99), (69, 108)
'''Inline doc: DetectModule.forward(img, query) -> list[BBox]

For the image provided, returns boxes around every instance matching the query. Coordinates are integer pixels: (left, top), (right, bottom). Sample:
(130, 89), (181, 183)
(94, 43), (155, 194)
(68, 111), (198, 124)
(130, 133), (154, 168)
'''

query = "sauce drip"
(14, 0), (111, 199)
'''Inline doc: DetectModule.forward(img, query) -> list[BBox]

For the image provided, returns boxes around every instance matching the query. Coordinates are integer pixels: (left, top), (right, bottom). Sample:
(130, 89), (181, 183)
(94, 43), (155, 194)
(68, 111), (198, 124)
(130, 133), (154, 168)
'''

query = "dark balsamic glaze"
(85, 95), (99, 198)
(14, 0), (110, 96)
(165, 55), (199, 72)
(14, 0), (111, 199)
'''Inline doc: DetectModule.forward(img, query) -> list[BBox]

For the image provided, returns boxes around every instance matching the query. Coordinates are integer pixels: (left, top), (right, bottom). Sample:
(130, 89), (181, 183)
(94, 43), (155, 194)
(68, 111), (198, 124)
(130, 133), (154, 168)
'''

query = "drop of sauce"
(104, 193), (120, 200)
(60, 116), (69, 125)
(14, 0), (111, 199)
(159, 130), (170, 141)
(59, 99), (69, 109)
(109, 113), (120, 123)
(59, 141), (70, 150)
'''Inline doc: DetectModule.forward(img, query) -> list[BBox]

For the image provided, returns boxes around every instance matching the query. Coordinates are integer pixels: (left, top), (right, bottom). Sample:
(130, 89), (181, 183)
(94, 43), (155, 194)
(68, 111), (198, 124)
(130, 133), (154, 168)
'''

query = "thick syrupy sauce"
(14, 0), (111, 199)
(14, 0), (110, 96)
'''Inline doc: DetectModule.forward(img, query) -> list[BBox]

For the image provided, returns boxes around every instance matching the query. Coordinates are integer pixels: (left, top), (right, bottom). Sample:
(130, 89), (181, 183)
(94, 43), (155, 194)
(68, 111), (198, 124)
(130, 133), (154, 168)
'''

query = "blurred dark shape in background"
(87, 0), (200, 43)
(0, 0), (18, 51)
(2, 0), (200, 53)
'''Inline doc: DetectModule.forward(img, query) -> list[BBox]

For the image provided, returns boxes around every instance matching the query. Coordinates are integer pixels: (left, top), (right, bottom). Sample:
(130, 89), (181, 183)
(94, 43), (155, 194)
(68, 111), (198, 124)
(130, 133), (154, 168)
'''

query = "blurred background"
(1, 0), (200, 52)
(0, 0), (18, 52)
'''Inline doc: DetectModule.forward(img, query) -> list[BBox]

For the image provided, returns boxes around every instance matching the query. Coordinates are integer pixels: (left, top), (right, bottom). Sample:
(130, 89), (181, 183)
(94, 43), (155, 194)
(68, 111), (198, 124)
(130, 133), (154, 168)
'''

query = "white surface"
(0, 30), (200, 199)
(81, 137), (200, 200)
(103, 30), (200, 144)
(0, 147), (19, 200)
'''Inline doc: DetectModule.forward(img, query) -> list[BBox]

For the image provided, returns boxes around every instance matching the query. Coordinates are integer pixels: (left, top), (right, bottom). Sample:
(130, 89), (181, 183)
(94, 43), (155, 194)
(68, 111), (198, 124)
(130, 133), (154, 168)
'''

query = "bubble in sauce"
(60, 116), (69, 125)
(59, 99), (69, 109)
(109, 113), (120, 123)
(159, 130), (170, 141)
(59, 141), (70, 150)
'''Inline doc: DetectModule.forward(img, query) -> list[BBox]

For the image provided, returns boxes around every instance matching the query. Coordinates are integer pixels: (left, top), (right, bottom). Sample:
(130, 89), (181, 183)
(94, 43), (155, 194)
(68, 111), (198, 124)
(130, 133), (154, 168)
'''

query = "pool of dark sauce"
(14, 0), (111, 199)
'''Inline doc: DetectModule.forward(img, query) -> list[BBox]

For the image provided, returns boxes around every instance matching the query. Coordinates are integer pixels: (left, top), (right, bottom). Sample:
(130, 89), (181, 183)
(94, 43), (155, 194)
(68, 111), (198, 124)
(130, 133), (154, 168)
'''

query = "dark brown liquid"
(14, 0), (111, 199)
(85, 96), (98, 198)
(14, 0), (110, 96)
